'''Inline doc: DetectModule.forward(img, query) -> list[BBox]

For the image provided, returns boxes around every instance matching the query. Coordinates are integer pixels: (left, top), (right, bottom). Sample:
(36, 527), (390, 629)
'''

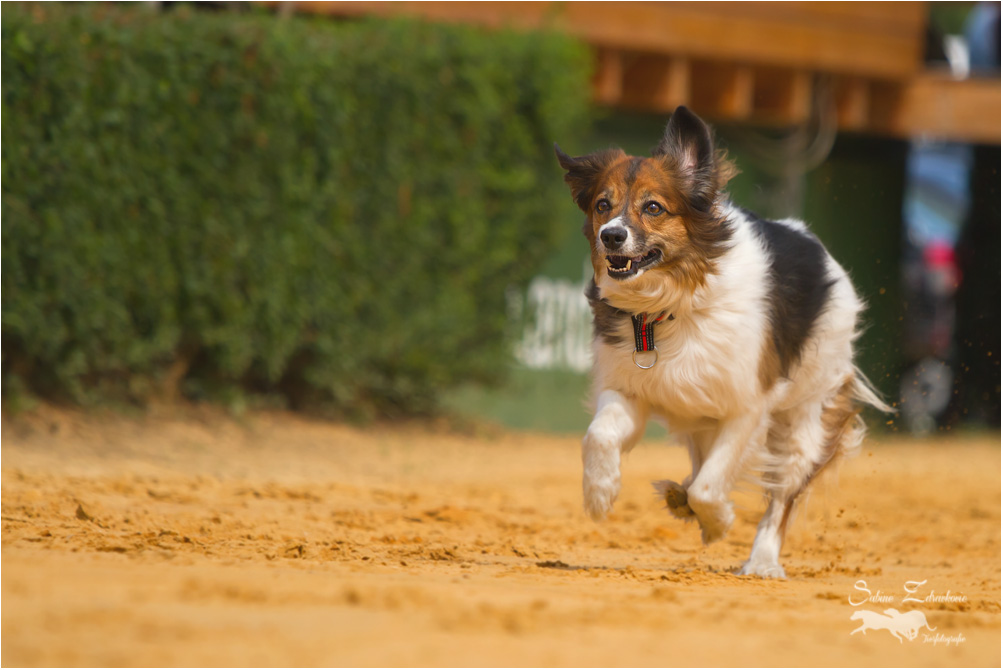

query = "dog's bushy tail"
(836, 367), (894, 462)
(850, 365), (894, 415)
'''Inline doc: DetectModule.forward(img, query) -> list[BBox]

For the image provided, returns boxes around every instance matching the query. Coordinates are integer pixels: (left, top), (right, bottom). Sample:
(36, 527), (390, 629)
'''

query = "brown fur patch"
(556, 147), (628, 217)
(758, 331), (783, 392)
(712, 149), (740, 192)
(819, 376), (862, 466)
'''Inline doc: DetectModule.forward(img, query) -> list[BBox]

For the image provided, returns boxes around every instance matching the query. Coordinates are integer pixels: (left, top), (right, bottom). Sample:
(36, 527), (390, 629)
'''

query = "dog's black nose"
(600, 226), (628, 250)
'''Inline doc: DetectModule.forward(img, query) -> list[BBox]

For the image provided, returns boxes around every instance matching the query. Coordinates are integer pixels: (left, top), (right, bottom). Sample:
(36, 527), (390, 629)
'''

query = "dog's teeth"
(624, 259), (631, 271)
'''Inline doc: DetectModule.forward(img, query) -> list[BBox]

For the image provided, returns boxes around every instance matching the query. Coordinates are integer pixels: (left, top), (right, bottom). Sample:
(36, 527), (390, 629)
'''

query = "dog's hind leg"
(740, 378), (862, 578)
(582, 390), (648, 520)
(739, 492), (793, 578)
(739, 405), (818, 578)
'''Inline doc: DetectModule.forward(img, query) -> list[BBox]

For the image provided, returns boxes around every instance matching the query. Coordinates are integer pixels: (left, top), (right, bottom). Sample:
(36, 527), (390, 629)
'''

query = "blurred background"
(2, 1), (1000, 436)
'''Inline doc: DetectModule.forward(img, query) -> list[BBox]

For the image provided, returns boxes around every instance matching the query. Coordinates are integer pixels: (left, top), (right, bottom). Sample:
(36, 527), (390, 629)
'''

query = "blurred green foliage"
(1, 4), (592, 417)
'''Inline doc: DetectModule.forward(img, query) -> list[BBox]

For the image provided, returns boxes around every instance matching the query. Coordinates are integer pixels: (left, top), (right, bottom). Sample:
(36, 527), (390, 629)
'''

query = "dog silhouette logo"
(850, 608), (937, 643)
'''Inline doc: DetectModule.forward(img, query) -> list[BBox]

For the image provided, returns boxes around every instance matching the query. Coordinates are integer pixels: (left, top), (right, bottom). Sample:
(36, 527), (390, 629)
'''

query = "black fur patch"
(746, 209), (836, 377)
(585, 278), (628, 345)
(624, 156), (643, 188)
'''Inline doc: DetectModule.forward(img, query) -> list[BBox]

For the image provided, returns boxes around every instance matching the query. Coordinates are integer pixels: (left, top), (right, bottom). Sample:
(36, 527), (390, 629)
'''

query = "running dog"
(554, 106), (889, 578)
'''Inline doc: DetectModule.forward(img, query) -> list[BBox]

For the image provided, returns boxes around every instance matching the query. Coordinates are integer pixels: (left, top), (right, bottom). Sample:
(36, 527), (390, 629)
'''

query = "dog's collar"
(630, 311), (673, 369)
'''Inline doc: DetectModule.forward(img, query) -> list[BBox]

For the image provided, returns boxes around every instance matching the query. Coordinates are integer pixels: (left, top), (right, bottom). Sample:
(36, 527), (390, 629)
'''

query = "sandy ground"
(2, 406), (1000, 667)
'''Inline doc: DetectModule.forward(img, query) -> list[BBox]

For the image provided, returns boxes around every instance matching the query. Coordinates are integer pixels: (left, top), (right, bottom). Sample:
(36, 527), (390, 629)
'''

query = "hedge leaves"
(1, 4), (592, 416)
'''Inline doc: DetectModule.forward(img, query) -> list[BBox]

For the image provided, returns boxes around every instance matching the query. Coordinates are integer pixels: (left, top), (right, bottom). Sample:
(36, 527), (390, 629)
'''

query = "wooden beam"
(834, 77), (871, 131)
(752, 68), (813, 126)
(285, 1), (927, 79)
(592, 48), (624, 106)
(620, 55), (691, 113)
(261, 1), (1001, 143)
(872, 73), (1002, 144)
(690, 62), (754, 121)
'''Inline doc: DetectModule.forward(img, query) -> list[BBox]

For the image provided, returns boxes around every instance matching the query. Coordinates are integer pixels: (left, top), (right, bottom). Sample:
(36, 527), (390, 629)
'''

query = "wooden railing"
(276, 1), (1001, 144)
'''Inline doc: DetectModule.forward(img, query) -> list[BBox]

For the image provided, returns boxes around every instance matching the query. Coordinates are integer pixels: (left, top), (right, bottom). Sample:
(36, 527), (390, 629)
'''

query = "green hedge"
(1, 4), (592, 416)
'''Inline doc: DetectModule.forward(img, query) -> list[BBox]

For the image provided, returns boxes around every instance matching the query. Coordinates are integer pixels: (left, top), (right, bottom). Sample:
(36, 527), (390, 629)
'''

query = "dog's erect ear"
(555, 143), (625, 212)
(652, 106), (718, 210)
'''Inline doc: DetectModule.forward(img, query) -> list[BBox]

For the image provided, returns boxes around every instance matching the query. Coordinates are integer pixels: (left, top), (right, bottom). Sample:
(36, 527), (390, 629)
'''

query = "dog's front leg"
(686, 410), (769, 543)
(582, 390), (647, 520)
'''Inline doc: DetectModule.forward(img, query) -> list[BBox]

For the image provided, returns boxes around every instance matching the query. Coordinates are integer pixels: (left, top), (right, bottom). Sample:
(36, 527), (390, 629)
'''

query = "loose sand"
(2, 407), (1000, 667)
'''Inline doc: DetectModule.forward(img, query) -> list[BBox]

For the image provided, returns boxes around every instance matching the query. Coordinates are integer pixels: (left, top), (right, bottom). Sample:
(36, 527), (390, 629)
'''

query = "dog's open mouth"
(605, 248), (662, 279)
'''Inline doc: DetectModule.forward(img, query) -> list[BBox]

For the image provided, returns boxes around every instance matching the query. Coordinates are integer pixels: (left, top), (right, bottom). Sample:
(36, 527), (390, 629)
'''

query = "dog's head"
(555, 107), (735, 295)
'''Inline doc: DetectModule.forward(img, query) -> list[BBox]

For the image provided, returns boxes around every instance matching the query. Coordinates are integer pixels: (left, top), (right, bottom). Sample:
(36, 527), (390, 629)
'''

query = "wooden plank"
(287, 1), (925, 79)
(567, 3), (924, 79)
(872, 73), (1002, 144)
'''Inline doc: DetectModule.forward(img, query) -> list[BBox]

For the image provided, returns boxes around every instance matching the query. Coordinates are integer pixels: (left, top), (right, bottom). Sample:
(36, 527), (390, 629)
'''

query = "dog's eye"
(644, 202), (664, 216)
(595, 199), (611, 213)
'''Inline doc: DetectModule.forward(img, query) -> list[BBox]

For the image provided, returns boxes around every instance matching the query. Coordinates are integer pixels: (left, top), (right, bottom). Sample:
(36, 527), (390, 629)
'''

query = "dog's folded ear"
(653, 106), (719, 211)
(555, 144), (625, 212)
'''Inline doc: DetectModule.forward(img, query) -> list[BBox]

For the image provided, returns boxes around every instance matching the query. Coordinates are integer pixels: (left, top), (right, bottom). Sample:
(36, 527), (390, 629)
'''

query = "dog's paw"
(737, 560), (787, 579)
(687, 494), (734, 544)
(699, 516), (732, 544)
(652, 480), (695, 519)
(583, 475), (620, 521)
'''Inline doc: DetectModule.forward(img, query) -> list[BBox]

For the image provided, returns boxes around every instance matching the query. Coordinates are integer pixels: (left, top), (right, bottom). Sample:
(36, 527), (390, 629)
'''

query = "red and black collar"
(630, 311), (673, 368)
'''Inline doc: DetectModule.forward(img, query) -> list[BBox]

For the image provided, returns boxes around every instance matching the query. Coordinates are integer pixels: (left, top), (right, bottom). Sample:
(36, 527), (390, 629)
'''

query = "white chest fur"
(591, 216), (773, 423)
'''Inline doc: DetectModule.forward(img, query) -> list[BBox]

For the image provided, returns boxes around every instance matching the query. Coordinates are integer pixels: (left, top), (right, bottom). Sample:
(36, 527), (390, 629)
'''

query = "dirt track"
(2, 407), (1000, 667)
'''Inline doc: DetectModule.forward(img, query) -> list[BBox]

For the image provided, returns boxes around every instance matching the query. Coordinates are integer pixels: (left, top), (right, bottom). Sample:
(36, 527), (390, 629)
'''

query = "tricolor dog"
(555, 106), (889, 578)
